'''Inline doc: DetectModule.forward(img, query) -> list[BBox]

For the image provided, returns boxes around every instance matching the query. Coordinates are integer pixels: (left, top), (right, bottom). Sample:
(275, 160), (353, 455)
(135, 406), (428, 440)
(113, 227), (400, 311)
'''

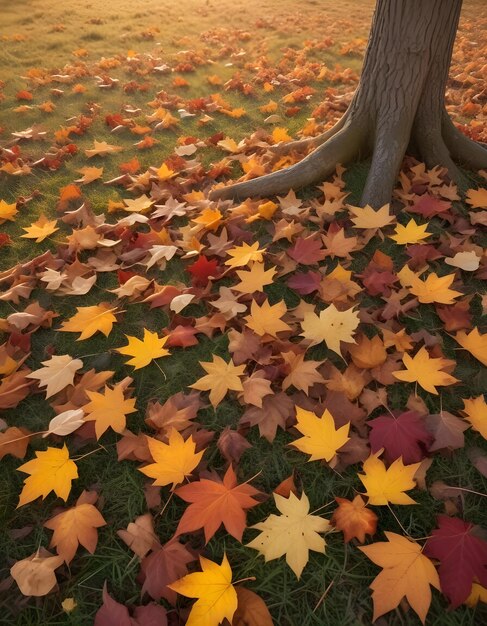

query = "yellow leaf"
(75, 166), (103, 184)
(359, 532), (440, 623)
(140, 429), (204, 489)
(61, 598), (77, 613)
(217, 137), (240, 153)
(300, 304), (359, 356)
(156, 162), (176, 181)
(392, 346), (458, 395)
(408, 272), (462, 305)
(348, 203), (395, 229)
(272, 127), (292, 143)
(389, 219), (431, 245)
(291, 407), (350, 462)
(454, 328), (487, 367)
(190, 355), (245, 407)
(259, 99), (278, 113)
(246, 491), (331, 579)
(168, 553), (238, 626)
(116, 329), (170, 369)
(21, 214), (59, 243)
(225, 242), (265, 268)
(465, 582), (487, 607)
(60, 304), (117, 340)
(257, 200), (278, 220)
(0, 199), (18, 223)
(192, 208), (223, 231)
(83, 384), (137, 439)
(244, 299), (291, 337)
(359, 451), (420, 505)
(84, 140), (123, 157)
(461, 396), (487, 439)
(44, 502), (106, 563)
(123, 194), (153, 213)
(233, 263), (277, 293)
(17, 445), (78, 507)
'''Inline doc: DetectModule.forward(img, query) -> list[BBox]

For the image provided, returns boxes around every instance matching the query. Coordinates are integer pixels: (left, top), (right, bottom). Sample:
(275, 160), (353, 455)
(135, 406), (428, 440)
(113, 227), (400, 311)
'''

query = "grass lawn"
(0, 0), (486, 624)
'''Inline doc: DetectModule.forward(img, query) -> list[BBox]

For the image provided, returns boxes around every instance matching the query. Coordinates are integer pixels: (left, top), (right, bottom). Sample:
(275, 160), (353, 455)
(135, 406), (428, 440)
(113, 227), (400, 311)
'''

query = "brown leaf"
(217, 427), (252, 464)
(117, 514), (160, 558)
(426, 411), (469, 451)
(231, 587), (274, 625)
(11, 549), (63, 596)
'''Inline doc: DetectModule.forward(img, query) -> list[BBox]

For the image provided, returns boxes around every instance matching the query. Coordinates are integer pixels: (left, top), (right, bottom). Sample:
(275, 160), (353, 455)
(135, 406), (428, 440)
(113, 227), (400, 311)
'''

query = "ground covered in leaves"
(0, 0), (487, 624)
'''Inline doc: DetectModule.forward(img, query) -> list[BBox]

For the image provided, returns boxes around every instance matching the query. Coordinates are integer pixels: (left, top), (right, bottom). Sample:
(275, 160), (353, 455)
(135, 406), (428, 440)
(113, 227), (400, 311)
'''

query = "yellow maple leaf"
(454, 328), (487, 367)
(225, 242), (265, 268)
(217, 137), (240, 153)
(75, 166), (103, 184)
(123, 194), (153, 213)
(168, 553), (238, 626)
(44, 501), (106, 563)
(461, 396), (487, 439)
(392, 346), (458, 394)
(359, 451), (420, 505)
(246, 491), (331, 579)
(389, 219), (431, 245)
(84, 140), (123, 158)
(465, 582), (487, 607)
(83, 384), (137, 439)
(300, 304), (359, 356)
(192, 208), (223, 231)
(116, 329), (170, 369)
(21, 214), (59, 243)
(233, 262), (277, 293)
(244, 299), (291, 337)
(348, 203), (395, 229)
(0, 199), (18, 223)
(140, 429), (204, 489)
(359, 532), (440, 623)
(155, 162), (176, 181)
(272, 127), (292, 143)
(17, 445), (78, 507)
(291, 407), (350, 462)
(190, 355), (245, 407)
(60, 304), (117, 340)
(407, 272), (462, 305)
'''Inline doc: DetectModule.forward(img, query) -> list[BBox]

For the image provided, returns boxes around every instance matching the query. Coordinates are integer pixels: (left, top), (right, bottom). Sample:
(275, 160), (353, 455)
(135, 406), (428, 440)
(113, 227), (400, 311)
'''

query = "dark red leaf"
(368, 410), (432, 464)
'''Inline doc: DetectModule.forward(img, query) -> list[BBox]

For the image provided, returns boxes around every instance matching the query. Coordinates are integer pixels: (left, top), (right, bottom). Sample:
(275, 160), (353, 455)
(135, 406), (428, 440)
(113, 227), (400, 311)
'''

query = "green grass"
(1, 0), (487, 624)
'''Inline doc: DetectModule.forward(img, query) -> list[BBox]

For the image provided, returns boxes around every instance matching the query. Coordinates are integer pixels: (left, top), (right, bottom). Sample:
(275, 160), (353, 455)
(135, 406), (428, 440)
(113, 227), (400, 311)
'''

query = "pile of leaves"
(0, 1), (487, 624)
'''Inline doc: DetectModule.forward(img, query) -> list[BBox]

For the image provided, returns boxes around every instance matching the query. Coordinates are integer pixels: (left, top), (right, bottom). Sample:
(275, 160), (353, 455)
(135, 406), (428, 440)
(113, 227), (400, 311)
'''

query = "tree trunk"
(210, 0), (487, 207)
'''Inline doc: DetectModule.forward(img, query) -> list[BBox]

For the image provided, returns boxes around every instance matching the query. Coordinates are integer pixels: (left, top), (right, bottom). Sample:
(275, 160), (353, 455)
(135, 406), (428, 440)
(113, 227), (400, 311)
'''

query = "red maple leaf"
(287, 271), (321, 295)
(186, 255), (219, 286)
(408, 194), (451, 217)
(424, 515), (487, 607)
(368, 410), (432, 464)
(287, 236), (326, 265)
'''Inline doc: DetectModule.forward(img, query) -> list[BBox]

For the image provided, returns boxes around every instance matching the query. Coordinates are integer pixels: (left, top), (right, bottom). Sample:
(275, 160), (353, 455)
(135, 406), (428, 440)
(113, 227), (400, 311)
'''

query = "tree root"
(208, 107), (487, 207)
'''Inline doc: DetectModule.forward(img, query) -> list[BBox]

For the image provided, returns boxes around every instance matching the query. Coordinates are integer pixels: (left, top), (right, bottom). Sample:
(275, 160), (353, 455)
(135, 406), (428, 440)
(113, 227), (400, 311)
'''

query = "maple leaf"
(300, 304), (359, 355)
(461, 396), (487, 439)
(224, 242), (265, 268)
(44, 492), (106, 563)
(240, 392), (294, 442)
(424, 515), (487, 607)
(117, 513), (159, 558)
(0, 426), (31, 460)
(94, 583), (132, 626)
(244, 299), (291, 337)
(190, 355), (245, 408)
(392, 346), (458, 394)
(0, 199), (18, 223)
(358, 450), (420, 505)
(368, 411), (432, 463)
(408, 272), (462, 305)
(287, 236), (326, 265)
(17, 444), (78, 507)
(83, 384), (137, 439)
(389, 218), (431, 244)
(453, 327), (487, 367)
(168, 553), (238, 626)
(123, 194), (153, 213)
(21, 214), (59, 243)
(465, 187), (487, 209)
(281, 351), (324, 393)
(116, 329), (170, 369)
(290, 407), (350, 463)
(359, 532), (440, 623)
(11, 549), (64, 597)
(348, 334), (387, 369)
(85, 140), (123, 157)
(241, 370), (273, 408)
(139, 429), (204, 489)
(75, 166), (104, 184)
(233, 262), (277, 293)
(246, 491), (331, 579)
(331, 495), (378, 543)
(175, 465), (261, 542)
(348, 203), (395, 229)
(28, 355), (83, 398)
(187, 255), (219, 286)
(140, 538), (195, 604)
(426, 411), (469, 451)
(60, 304), (117, 340)
(232, 587), (274, 626)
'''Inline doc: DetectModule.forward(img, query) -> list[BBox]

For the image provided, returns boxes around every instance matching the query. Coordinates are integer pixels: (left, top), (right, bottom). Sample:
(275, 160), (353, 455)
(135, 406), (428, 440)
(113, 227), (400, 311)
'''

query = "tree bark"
(210, 0), (487, 207)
